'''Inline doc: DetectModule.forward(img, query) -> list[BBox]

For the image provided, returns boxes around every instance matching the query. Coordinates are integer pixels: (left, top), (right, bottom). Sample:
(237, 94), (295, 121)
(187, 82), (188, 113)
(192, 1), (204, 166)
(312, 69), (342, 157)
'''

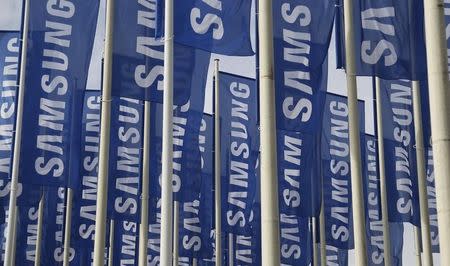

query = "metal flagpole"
(160, 0), (174, 263)
(214, 59), (222, 266)
(414, 226), (423, 266)
(93, 0), (115, 263)
(11, 206), (17, 266)
(342, 0), (368, 263)
(312, 217), (319, 266)
(63, 188), (74, 266)
(34, 195), (44, 266)
(228, 233), (233, 266)
(374, 77), (392, 266)
(412, 80), (433, 266)
(422, 0), (450, 265)
(138, 101), (151, 266)
(173, 201), (179, 266)
(257, 0), (281, 264)
(319, 196), (326, 266)
(4, 0), (30, 264)
(108, 220), (115, 266)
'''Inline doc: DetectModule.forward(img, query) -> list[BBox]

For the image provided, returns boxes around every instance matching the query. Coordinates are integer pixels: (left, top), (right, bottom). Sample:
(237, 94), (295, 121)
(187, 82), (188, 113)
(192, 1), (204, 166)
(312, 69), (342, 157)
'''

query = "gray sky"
(0, 0), (439, 265)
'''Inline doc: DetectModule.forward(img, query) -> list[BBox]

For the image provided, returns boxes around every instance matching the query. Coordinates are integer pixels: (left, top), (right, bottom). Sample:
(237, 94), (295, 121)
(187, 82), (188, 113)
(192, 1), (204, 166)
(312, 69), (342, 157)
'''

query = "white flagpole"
(11, 206), (17, 266)
(138, 101), (151, 266)
(342, 0), (368, 263)
(412, 80), (433, 266)
(374, 77), (392, 266)
(312, 217), (318, 266)
(319, 198), (326, 266)
(108, 220), (115, 266)
(414, 226), (423, 266)
(63, 188), (74, 266)
(257, 0), (281, 264)
(423, 0), (450, 265)
(214, 59), (222, 266)
(34, 195), (44, 266)
(173, 201), (179, 266)
(93, 0), (115, 263)
(4, 0), (30, 264)
(160, 0), (174, 263)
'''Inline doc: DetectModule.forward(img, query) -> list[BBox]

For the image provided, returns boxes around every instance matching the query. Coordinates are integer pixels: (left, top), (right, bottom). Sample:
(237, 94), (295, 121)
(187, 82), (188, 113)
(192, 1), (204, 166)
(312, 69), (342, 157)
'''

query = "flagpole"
(108, 220), (115, 266)
(173, 201), (179, 266)
(213, 59), (222, 266)
(414, 226), (423, 266)
(228, 233), (234, 266)
(138, 101), (151, 266)
(374, 77), (392, 266)
(34, 194), (44, 266)
(312, 217), (319, 266)
(319, 196), (326, 266)
(63, 188), (74, 266)
(160, 0), (174, 263)
(423, 0), (450, 265)
(93, 0), (115, 263)
(342, 0), (368, 263)
(4, 0), (30, 264)
(412, 80), (433, 266)
(258, 0), (281, 264)
(11, 206), (17, 266)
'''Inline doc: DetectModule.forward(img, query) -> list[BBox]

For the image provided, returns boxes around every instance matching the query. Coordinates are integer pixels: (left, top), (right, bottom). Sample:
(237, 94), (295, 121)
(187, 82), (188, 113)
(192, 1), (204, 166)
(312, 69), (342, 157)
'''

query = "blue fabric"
(112, 0), (211, 104)
(273, 0), (334, 132)
(321, 93), (365, 250)
(173, 0), (254, 56)
(20, 0), (99, 187)
(379, 79), (420, 225)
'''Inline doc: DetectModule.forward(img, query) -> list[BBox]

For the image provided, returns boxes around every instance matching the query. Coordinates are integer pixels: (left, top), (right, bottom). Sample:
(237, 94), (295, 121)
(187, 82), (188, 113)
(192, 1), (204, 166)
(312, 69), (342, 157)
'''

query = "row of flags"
(0, 0), (448, 265)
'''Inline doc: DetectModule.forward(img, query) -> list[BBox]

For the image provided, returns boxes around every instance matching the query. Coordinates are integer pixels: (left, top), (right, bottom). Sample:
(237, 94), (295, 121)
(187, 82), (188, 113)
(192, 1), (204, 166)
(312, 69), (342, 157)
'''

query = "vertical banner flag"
(108, 97), (144, 221)
(198, 114), (215, 262)
(325, 245), (348, 266)
(277, 129), (321, 218)
(71, 90), (101, 264)
(219, 73), (258, 264)
(352, 0), (427, 79)
(379, 79), (420, 225)
(113, 218), (140, 266)
(0, 31), (19, 183)
(272, 0), (334, 132)
(42, 187), (70, 266)
(14, 204), (40, 266)
(112, 0), (211, 104)
(20, 0), (99, 187)
(173, 0), (254, 56)
(321, 93), (365, 250)
(418, 81), (439, 253)
(362, 134), (384, 265)
(361, 134), (405, 265)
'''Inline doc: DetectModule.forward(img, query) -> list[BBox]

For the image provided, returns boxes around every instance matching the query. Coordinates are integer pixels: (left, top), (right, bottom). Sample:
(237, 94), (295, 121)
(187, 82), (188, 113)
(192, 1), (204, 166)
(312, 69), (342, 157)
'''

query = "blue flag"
(108, 97), (144, 221)
(351, 0), (427, 80)
(379, 79), (420, 225)
(19, 0), (99, 187)
(0, 31), (19, 181)
(71, 90), (101, 250)
(219, 73), (258, 235)
(173, 0), (254, 56)
(112, 0), (211, 104)
(277, 129), (321, 218)
(273, 0), (334, 132)
(324, 245), (348, 266)
(41, 187), (69, 266)
(362, 134), (384, 265)
(198, 114), (215, 262)
(113, 219), (139, 266)
(321, 93), (365, 250)
(15, 204), (40, 266)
